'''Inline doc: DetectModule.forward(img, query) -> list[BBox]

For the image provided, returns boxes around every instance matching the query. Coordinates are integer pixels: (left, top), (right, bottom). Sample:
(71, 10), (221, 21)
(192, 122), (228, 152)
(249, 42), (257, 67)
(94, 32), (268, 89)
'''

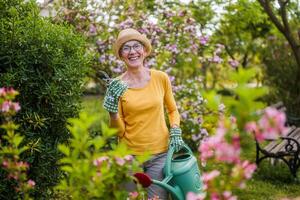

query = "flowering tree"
(0, 88), (35, 199)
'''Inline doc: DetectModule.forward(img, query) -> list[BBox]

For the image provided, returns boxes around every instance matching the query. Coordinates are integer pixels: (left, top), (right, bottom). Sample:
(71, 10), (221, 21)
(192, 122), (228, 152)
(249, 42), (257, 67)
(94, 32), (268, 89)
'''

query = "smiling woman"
(101, 28), (185, 199)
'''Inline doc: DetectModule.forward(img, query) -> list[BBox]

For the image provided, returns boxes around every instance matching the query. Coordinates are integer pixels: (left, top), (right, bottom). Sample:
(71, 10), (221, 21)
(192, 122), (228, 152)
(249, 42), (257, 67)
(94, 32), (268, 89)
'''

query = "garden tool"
(134, 144), (204, 200)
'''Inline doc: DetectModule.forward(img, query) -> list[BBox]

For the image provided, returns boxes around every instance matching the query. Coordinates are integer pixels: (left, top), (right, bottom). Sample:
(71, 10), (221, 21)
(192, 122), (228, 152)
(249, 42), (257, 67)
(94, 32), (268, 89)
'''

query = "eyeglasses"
(121, 43), (143, 54)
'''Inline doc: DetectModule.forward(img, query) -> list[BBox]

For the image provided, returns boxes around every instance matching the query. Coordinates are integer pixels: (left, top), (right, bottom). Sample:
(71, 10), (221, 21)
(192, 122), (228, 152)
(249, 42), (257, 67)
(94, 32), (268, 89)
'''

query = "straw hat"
(113, 28), (152, 59)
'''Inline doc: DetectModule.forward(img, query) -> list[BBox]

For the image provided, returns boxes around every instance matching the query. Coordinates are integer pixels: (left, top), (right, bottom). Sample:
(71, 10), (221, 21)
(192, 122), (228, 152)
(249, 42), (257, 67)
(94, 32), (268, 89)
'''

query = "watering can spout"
(134, 173), (184, 200)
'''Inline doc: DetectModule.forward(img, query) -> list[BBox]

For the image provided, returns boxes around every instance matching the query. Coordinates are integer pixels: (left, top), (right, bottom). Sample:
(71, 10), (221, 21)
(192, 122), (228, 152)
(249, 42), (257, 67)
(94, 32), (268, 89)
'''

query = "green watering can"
(134, 144), (204, 200)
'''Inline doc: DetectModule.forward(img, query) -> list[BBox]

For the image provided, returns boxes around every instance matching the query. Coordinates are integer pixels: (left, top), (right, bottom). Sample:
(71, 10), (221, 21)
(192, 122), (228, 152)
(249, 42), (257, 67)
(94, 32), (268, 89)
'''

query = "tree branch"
(278, 0), (297, 47)
(257, 0), (285, 33)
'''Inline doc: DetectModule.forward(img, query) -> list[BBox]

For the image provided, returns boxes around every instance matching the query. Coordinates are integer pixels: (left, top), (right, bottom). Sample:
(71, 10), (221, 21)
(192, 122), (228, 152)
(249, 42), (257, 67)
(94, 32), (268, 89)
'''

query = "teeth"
(129, 57), (139, 60)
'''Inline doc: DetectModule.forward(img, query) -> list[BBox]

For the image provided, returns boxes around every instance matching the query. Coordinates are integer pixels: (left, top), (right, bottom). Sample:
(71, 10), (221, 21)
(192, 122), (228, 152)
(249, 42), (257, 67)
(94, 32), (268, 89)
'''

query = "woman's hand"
(169, 127), (185, 152)
(103, 79), (128, 113)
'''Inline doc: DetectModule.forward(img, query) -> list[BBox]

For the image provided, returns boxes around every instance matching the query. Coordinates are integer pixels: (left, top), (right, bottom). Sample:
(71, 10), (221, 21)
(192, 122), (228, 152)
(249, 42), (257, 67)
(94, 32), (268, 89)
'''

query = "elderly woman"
(103, 28), (185, 199)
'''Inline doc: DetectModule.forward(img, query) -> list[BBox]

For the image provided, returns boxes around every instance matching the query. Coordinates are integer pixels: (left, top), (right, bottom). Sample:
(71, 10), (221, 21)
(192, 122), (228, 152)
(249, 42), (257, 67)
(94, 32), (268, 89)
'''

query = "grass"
(81, 95), (300, 200)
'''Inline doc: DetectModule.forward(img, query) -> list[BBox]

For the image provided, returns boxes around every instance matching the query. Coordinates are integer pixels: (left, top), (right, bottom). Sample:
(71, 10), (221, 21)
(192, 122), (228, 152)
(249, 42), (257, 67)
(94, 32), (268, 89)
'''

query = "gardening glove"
(103, 78), (128, 113)
(169, 127), (185, 152)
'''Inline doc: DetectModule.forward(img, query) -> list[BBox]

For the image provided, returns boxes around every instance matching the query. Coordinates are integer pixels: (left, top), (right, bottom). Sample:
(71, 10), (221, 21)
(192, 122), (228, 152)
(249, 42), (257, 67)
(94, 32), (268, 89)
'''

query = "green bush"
(0, 0), (90, 198)
(262, 36), (300, 124)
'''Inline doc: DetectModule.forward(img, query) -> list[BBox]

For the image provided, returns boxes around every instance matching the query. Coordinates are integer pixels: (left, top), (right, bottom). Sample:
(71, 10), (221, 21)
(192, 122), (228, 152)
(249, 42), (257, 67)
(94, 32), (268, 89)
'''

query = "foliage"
(55, 112), (147, 199)
(0, 0), (90, 198)
(187, 68), (270, 199)
(0, 87), (34, 200)
(262, 35), (300, 119)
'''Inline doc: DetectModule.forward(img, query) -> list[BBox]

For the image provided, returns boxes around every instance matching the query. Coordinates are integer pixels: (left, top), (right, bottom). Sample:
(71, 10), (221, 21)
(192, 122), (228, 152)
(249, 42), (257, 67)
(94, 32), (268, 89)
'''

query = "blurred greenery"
(82, 95), (300, 200)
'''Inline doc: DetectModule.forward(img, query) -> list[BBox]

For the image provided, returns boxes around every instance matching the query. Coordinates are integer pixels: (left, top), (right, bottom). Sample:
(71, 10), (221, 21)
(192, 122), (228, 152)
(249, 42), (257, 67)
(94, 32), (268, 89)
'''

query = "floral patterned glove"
(169, 127), (185, 152)
(103, 79), (128, 113)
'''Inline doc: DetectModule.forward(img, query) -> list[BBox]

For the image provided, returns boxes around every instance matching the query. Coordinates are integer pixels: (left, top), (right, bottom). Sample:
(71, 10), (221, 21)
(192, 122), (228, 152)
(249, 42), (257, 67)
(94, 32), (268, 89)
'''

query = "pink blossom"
(228, 59), (239, 68)
(2, 160), (8, 168)
(202, 170), (220, 183)
(115, 157), (125, 166)
(198, 141), (214, 162)
(16, 161), (29, 169)
(199, 36), (209, 45)
(230, 116), (237, 123)
(246, 108), (289, 142)
(241, 160), (256, 179)
(211, 192), (220, 200)
(186, 192), (205, 200)
(124, 155), (134, 162)
(181, 111), (188, 120)
(89, 24), (97, 34)
(1, 100), (11, 112)
(212, 56), (222, 63)
(0, 88), (6, 96)
(169, 76), (175, 83)
(166, 44), (179, 54)
(6, 88), (18, 96)
(215, 142), (240, 163)
(93, 156), (109, 167)
(223, 191), (237, 200)
(12, 102), (20, 112)
(119, 18), (134, 29)
(27, 179), (36, 188)
(129, 191), (139, 199)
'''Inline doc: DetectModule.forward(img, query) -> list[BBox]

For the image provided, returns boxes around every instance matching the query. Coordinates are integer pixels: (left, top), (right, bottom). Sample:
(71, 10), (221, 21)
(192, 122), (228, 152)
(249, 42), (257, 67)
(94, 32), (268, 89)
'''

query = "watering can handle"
(164, 144), (194, 177)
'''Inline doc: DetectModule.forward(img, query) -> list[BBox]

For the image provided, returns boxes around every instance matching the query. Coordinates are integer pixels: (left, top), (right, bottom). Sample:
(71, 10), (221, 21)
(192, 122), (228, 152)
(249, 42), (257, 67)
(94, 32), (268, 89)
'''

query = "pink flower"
(241, 160), (256, 179)
(199, 36), (209, 45)
(124, 155), (134, 162)
(246, 108), (289, 142)
(211, 192), (220, 200)
(166, 44), (179, 54)
(215, 142), (240, 163)
(27, 179), (36, 188)
(129, 191), (139, 199)
(93, 156), (109, 167)
(0, 88), (6, 96)
(212, 56), (222, 63)
(230, 116), (237, 123)
(202, 170), (220, 183)
(186, 192), (205, 200)
(228, 59), (239, 68)
(6, 88), (18, 96)
(115, 157), (125, 166)
(2, 160), (9, 168)
(223, 191), (237, 200)
(12, 102), (20, 112)
(89, 24), (97, 34)
(1, 100), (11, 112)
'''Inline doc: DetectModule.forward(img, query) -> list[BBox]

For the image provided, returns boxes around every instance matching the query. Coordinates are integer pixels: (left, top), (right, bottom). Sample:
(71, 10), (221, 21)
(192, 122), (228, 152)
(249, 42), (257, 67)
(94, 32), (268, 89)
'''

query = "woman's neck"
(125, 66), (149, 81)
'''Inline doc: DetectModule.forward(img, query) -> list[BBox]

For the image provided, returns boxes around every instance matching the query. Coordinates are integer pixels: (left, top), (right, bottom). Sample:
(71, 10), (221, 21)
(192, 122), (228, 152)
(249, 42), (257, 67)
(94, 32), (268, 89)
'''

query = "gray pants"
(124, 152), (168, 200)
(143, 152), (168, 199)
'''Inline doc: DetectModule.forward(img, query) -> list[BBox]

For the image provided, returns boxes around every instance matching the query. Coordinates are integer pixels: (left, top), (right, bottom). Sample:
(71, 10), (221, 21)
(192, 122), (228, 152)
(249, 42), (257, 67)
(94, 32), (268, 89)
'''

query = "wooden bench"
(255, 102), (300, 178)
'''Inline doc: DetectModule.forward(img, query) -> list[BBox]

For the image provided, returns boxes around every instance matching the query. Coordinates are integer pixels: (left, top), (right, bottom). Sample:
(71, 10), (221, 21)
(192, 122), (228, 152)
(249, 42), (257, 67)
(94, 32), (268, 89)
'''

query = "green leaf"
(58, 144), (70, 156)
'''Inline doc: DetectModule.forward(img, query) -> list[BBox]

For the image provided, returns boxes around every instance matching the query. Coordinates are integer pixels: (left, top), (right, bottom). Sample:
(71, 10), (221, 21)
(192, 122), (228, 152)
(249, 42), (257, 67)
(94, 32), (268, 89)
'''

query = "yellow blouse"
(110, 69), (180, 155)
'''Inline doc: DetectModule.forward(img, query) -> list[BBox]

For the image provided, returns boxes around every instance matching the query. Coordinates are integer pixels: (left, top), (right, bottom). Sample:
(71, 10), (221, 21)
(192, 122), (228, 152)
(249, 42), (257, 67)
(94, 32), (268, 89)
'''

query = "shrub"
(55, 112), (147, 199)
(0, 0), (90, 198)
(262, 36), (300, 124)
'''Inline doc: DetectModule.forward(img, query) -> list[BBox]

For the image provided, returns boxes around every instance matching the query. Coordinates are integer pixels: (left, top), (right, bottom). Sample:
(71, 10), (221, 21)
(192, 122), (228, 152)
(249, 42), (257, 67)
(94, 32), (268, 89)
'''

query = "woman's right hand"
(103, 79), (128, 113)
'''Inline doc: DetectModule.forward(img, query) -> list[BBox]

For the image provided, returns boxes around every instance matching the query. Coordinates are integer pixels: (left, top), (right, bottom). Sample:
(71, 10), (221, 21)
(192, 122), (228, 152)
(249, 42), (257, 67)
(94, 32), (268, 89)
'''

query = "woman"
(103, 28), (185, 199)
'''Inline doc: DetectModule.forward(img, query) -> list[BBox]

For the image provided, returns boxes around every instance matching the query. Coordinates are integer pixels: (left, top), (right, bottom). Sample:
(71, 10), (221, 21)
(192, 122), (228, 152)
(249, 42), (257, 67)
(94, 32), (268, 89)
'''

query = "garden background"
(1, 0), (300, 199)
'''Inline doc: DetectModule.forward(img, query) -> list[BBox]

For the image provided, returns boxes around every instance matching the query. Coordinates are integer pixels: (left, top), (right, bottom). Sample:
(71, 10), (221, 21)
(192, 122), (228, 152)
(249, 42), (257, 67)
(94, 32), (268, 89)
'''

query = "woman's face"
(120, 40), (146, 68)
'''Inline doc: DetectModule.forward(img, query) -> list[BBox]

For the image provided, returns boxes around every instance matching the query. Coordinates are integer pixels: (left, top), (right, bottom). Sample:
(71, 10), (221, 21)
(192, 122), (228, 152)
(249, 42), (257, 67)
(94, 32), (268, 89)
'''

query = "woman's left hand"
(169, 127), (185, 152)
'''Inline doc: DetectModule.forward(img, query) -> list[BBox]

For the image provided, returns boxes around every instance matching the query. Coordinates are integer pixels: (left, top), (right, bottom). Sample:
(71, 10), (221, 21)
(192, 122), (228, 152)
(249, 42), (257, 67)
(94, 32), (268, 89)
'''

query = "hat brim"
(113, 33), (152, 59)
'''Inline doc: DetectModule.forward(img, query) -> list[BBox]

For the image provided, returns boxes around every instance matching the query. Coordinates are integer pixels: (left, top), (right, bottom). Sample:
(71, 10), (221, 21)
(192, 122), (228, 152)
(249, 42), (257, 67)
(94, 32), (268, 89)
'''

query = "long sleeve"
(163, 73), (180, 127)
(109, 99), (125, 137)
